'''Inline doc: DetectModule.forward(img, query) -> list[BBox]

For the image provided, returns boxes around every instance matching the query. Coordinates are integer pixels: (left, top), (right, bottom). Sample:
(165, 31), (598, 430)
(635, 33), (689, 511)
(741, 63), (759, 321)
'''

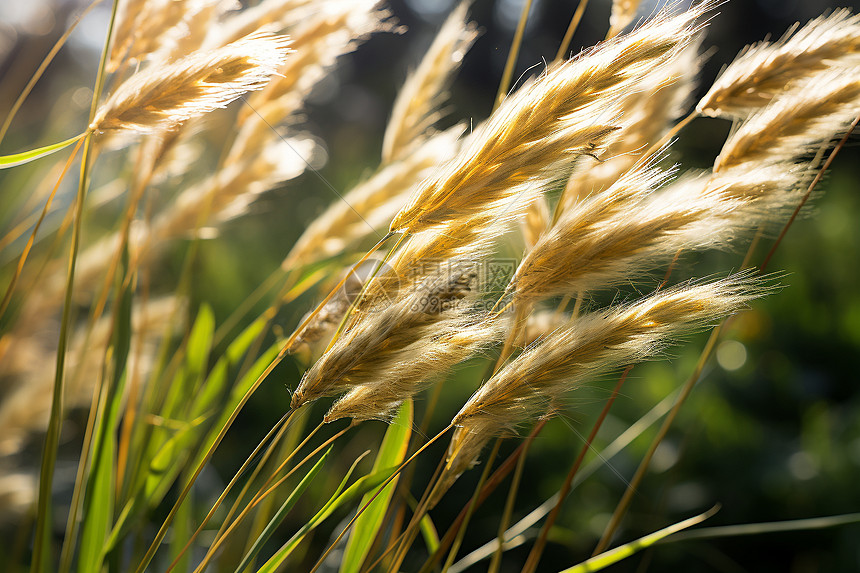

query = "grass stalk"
(30, 2), (119, 569)
(495, 0), (533, 111)
(521, 368), (629, 573)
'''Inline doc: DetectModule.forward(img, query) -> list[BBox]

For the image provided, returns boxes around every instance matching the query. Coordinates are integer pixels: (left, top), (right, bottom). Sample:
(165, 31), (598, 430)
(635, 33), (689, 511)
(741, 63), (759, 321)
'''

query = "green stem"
(30, 3), (120, 571)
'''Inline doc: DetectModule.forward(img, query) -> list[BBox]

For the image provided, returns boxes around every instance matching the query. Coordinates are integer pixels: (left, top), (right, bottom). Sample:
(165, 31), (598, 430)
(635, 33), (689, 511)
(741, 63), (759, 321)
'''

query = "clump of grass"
(1, 1), (859, 572)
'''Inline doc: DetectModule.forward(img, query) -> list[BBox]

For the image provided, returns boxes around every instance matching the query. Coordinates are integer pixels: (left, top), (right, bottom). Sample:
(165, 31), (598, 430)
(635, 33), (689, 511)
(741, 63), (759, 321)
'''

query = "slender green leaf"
(169, 466), (194, 573)
(339, 400), (413, 573)
(256, 459), (397, 573)
(103, 321), (270, 555)
(236, 447), (333, 572)
(0, 132), (85, 169)
(78, 246), (133, 572)
(191, 317), (267, 420)
(558, 507), (718, 573)
(186, 340), (281, 483)
(419, 513), (440, 554)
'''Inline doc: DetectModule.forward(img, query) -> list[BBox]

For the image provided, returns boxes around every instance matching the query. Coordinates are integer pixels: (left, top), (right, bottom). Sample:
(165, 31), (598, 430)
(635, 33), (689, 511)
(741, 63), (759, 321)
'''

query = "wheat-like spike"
(381, 1), (478, 164)
(120, 0), (207, 68)
(714, 72), (860, 172)
(107, 0), (150, 72)
(282, 127), (463, 271)
(698, 9), (860, 118)
(91, 32), (289, 134)
(559, 39), (701, 213)
(323, 314), (504, 422)
(202, 0), (317, 49)
(440, 274), (765, 488)
(512, 154), (808, 304)
(512, 162), (674, 302)
(228, 1), (391, 162)
(292, 261), (485, 409)
(388, 2), (713, 234)
(608, 0), (642, 38)
(659, 165), (804, 232)
(520, 195), (551, 250)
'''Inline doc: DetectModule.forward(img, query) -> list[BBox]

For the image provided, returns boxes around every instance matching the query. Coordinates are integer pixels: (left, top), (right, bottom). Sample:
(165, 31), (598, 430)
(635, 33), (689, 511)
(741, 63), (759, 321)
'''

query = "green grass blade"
(162, 304), (214, 422)
(557, 507), (719, 573)
(187, 340), (281, 482)
(419, 513), (440, 554)
(192, 317), (267, 420)
(255, 460), (397, 572)
(665, 512), (860, 543)
(0, 133), (86, 169)
(78, 248), (133, 573)
(105, 318), (265, 555)
(236, 447), (333, 572)
(339, 400), (413, 573)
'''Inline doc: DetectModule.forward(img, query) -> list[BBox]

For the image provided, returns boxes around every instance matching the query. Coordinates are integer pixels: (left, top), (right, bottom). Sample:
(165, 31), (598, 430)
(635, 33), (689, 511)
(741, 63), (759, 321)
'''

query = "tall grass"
(1, 1), (859, 572)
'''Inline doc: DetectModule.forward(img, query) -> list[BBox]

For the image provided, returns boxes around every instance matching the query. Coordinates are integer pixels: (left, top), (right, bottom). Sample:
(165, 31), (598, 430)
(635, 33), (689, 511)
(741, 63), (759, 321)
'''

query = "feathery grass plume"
(511, 154), (812, 305)
(698, 9), (860, 119)
(91, 32), (290, 135)
(510, 162), (673, 302)
(107, 0), (150, 72)
(520, 195), (551, 250)
(285, 208), (511, 353)
(282, 127), (463, 271)
(658, 165), (803, 232)
(116, 0), (211, 69)
(713, 71), (860, 172)
(342, 209), (515, 324)
(608, 0), (642, 38)
(31, 136), (316, 309)
(439, 274), (765, 494)
(202, 0), (316, 49)
(558, 40), (701, 214)
(0, 297), (182, 457)
(388, 1), (714, 234)
(381, 1), (478, 164)
(291, 261), (485, 409)
(324, 314), (504, 422)
(229, 0), (391, 161)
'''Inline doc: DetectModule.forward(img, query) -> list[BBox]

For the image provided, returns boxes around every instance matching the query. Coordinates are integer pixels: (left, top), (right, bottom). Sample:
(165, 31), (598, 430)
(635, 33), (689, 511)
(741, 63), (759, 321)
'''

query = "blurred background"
(2, 0), (860, 571)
